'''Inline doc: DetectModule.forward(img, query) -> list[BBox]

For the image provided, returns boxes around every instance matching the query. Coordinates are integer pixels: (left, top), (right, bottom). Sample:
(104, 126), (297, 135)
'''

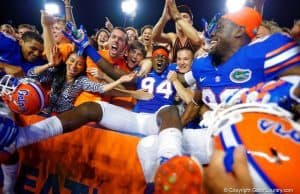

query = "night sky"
(1, 0), (300, 35)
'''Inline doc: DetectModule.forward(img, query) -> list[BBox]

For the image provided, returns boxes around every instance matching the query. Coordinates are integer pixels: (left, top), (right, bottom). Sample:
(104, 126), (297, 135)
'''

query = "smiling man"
(182, 7), (300, 110)
(0, 31), (45, 77)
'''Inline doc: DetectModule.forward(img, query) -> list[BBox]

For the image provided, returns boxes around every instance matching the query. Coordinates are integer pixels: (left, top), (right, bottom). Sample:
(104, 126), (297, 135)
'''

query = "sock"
(182, 128), (213, 164)
(1, 163), (18, 194)
(137, 135), (159, 183)
(16, 116), (63, 149)
(156, 128), (182, 165)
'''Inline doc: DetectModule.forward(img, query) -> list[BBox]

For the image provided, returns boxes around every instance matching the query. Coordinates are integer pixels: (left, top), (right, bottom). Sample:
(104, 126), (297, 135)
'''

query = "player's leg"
(16, 101), (157, 149)
(15, 102), (100, 148)
(95, 101), (157, 136)
(137, 105), (184, 184)
(1, 152), (18, 194)
(0, 102), (18, 194)
(153, 106), (205, 194)
(182, 128), (213, 164)
(156, 105), (183, 164)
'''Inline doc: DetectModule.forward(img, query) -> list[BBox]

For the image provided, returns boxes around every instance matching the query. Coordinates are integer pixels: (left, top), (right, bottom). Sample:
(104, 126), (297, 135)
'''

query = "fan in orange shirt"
(75, 30), (146, 110)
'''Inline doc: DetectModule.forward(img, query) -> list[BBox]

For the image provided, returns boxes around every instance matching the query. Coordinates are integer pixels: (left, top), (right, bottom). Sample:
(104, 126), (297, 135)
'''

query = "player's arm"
(180, 89), (202, 126)
(0, 62), (24, 77)
(167, 71), (194, 104)
(225, 76), (300, 114)
(176, 70), (195, 88)
(279, 65), (300, 77)
(258, 34), (300, 78)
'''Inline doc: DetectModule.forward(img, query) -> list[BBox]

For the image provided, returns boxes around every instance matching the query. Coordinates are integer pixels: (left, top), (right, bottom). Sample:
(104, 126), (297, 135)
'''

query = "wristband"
(85, 45), (102, 62)
(224, 147), (235, 173)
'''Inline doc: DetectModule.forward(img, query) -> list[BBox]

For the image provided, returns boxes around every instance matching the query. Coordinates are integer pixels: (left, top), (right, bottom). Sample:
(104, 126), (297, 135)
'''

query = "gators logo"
(229, 68), (252, 83)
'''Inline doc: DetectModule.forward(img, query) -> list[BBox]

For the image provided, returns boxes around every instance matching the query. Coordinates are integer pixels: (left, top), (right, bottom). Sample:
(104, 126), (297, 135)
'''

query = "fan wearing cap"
(181, 6), (300, 112)
(152, 0), (203, 62)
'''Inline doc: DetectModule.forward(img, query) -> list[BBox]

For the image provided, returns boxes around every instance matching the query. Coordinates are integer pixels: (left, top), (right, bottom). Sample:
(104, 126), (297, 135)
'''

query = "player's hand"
(203, 146), (254, 194)
(62, 22), (89, 55)
(167, 71), (178, 82)
(199, 110), (215, 128)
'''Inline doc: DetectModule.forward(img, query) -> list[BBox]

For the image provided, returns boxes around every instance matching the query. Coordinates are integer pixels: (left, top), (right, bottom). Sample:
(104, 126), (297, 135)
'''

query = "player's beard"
(210, 49), (223, 67)
(210, 39), (231, 67)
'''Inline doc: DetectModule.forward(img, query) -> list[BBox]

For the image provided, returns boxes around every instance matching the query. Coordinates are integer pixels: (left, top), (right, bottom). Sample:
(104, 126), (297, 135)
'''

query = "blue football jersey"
(0, 32), (22, 66)
(0, 32), (45, 75)
(134, 64), (177, 113)
(190, 33), (300, 106)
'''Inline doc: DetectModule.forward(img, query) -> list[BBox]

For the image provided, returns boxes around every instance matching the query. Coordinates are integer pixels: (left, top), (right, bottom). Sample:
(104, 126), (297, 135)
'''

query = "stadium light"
(121, 0), (137, 16)
(45, 2), (60, 16)
(226, 0), (246, 13)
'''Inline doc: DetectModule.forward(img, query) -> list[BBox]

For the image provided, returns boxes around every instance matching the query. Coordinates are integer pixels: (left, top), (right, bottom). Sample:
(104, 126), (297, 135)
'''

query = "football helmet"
(154, 156), (203, 194)
(211, 103), (300, 192)
(0, 75), (48, 115)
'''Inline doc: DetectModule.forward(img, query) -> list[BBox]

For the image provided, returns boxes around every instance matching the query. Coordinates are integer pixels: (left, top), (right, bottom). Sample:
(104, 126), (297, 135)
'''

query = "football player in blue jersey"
(0, 31), (45, 77)
(133, 45), (177, 113)
(62, 16), (300, 190)
(0, 31), (45, 193)
(180, 7), (300, 121)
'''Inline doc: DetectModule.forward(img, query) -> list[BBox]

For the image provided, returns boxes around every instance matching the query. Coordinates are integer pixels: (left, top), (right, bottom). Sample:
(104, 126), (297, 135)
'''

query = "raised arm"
(63, 0), (76, 25)
(167, 0), (203, 46)
(105, 17), (114, 32)
(152, 0), (176, 44)
(41, 10), (56, 62)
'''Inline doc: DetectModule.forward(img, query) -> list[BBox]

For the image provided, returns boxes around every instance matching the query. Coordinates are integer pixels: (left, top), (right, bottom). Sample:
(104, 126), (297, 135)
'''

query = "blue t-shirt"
(134, 64), (177, 113)
(190, 33), (300, 106)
